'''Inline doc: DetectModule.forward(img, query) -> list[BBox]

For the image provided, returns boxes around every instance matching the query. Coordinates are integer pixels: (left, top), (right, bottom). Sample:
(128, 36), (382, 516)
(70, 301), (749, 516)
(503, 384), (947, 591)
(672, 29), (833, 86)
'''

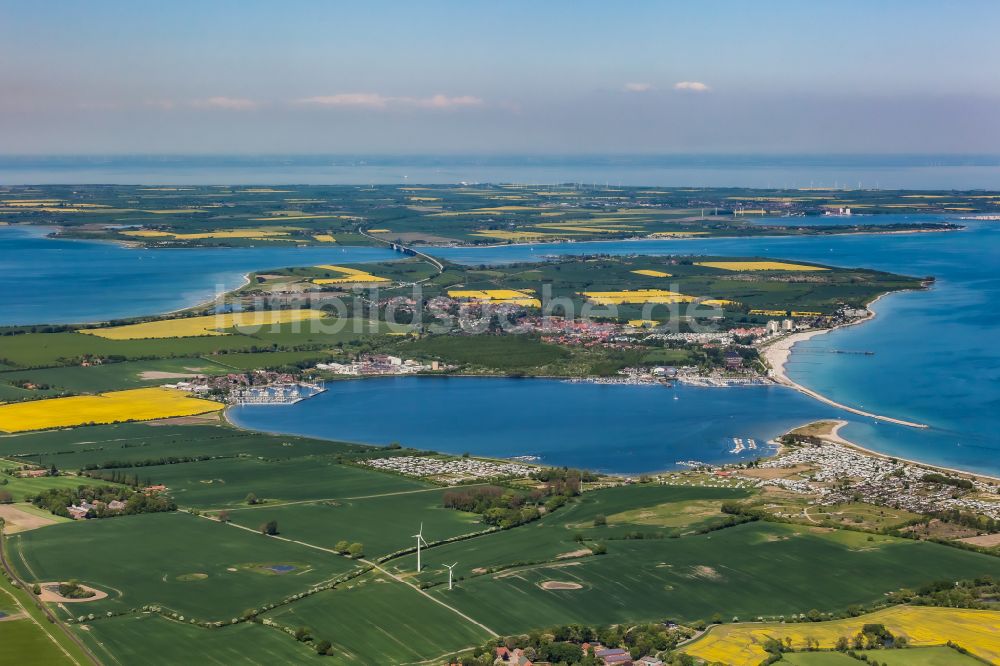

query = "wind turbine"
(413, 523), (428, 572)
(444, 562), (458, 590)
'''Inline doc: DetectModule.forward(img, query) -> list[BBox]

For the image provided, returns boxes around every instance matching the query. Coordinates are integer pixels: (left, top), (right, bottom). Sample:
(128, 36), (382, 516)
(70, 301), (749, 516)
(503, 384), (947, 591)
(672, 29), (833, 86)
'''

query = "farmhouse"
(595, 647), (633, 665)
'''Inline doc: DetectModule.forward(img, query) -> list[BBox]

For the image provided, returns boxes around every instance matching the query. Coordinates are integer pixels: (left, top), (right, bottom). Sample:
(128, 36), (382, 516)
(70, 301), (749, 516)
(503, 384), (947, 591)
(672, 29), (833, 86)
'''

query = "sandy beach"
(760, 293), (928, 429)
(794, 419), (1000, 486)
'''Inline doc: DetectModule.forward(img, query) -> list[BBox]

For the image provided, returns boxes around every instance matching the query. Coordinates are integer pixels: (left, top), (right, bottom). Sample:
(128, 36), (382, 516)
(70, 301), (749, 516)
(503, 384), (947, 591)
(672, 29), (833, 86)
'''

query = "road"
(193, 512), (499, 638)
(0, 527), (100, 666)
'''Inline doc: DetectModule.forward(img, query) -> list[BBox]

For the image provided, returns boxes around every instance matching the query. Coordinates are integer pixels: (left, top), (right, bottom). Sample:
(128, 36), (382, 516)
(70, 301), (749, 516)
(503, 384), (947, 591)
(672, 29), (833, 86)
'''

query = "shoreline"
(24, 219), (962, 253)
(793, 419), (1000, 486)
(416, 223), (962, 251)
(760, 290), (929, 429)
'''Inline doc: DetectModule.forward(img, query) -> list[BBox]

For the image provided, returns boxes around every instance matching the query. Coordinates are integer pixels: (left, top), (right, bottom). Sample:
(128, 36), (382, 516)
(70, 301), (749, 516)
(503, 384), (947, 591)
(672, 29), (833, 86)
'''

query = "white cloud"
(674, 81), (711, 92)
(412, 94), (483, 109)
(296, 93), (390, 108)
(624, 82), (653, 93)
(194, 96), (259, 110)
(295, 93), (483, 110)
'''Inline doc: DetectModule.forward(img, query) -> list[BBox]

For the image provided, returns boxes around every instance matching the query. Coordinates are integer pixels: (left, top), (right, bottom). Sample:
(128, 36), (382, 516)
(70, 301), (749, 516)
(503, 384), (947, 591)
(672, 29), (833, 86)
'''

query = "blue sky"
(2, 0), (998, 154)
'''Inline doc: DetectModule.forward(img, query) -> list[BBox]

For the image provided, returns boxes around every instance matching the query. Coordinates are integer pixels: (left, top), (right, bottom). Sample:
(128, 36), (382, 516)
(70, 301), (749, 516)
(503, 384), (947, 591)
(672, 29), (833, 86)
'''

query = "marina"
(228, 383), (326, 406)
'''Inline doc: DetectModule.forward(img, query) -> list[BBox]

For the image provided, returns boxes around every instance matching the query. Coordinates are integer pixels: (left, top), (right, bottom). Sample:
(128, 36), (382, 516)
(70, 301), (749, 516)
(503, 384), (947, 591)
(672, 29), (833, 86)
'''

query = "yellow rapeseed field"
(648, 231), (708, 238)
(312, 265), (389, 284)
(140, 208), (208, 214)
(122, 229), (293, 240)
(750, 309), (790, 316)
(535, 223), (640, 233)
(249, 214), (347, 221)
(580, 289), (697, 305)
(696, 261), (828, 272)
(627, 319), (659, 328)
(79, 310), (326, 340)
(631, 269), (672, 278)
(368, 229), (392, 233)
(472, 230), (557, 241)
(312, 234), (336, 243)
(432, 206), (543, 216)
(684, 606), (1000, 666)
(447, 289), (541, 307)
(0, 387), (223, 433)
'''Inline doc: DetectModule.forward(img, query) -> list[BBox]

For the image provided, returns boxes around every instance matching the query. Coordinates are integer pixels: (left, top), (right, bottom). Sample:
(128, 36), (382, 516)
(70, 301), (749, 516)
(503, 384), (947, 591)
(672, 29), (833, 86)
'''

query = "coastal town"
(748, 434), (1000, 521)
(361, 455), (533, 484)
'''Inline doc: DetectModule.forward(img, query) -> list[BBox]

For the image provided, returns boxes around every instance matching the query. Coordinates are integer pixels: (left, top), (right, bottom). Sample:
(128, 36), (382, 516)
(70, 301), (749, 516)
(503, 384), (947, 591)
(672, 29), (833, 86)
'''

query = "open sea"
(2, 181), (999, 474)
(3, 154), (1000, 189)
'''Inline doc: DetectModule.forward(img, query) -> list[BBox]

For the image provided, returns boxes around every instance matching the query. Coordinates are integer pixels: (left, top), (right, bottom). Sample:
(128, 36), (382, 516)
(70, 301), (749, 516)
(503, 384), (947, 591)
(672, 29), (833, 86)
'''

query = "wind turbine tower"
(413, 523), (428, 572)
(444, 562), (458, 590)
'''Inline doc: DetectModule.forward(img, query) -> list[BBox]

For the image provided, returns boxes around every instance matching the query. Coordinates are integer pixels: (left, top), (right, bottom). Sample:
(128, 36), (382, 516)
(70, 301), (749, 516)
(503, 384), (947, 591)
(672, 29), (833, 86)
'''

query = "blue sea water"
(229, 377), (841, 475)
(3, 154), (1000, 189)
(0, 226), (396, 325)
(3, 216), (1000, 475)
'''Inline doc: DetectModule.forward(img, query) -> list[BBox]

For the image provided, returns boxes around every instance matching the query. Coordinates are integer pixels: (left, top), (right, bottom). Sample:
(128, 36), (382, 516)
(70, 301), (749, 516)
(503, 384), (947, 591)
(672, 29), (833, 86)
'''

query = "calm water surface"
(0, 226), (395, 325)
(228, 377), (843, 475)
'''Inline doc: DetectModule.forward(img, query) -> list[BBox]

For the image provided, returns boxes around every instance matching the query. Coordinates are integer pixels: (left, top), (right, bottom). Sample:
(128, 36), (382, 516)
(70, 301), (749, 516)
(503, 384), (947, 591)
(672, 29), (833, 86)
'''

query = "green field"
(0, 468), (115, 502)
(263, 572), (492, 664)
(782, 647), (983, 665)
(419, 520), (1000, 634)
(8, 512), (361, 619)
(0, 357), (232, 396)
(6, 423), (1000, 665)
(3, 423), (374, 470)
(142, 456), (429, 508)
(77, 613), (316, 665)
(9, 184), (970, 252)
(226, 490), (483, 558)
(0, 569), (89, 666)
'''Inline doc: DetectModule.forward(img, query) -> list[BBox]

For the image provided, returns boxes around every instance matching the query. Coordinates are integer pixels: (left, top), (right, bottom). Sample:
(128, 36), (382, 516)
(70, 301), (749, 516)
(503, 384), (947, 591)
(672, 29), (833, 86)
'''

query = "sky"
(2, 0), (999, 155)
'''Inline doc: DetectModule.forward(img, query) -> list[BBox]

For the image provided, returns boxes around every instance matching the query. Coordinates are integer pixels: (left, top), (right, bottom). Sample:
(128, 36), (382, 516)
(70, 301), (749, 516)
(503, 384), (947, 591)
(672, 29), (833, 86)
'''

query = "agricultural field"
(1, 422), (373, 470)
(782, 647), (983, 665)
(224, 489), (483, 559)
(695, 260), (829, 271)
(0, 357), (232, 397)
(78, 309), (327, 340)
(262, 572), (493, 664)
(77, 613), (315, 666)
(7, 512), (362, 619)
(0, 469), (113, 504)
(345, 254), (921, 322)
(5, 436), (1000, 665)
(418, 521), (1000, 635)
(3, 184), (975, 249)
(0, 387), (223, 433)
(0, 570), (91, 666)
(138, 455), (429, 508)
(683, 606), (1000, 666)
